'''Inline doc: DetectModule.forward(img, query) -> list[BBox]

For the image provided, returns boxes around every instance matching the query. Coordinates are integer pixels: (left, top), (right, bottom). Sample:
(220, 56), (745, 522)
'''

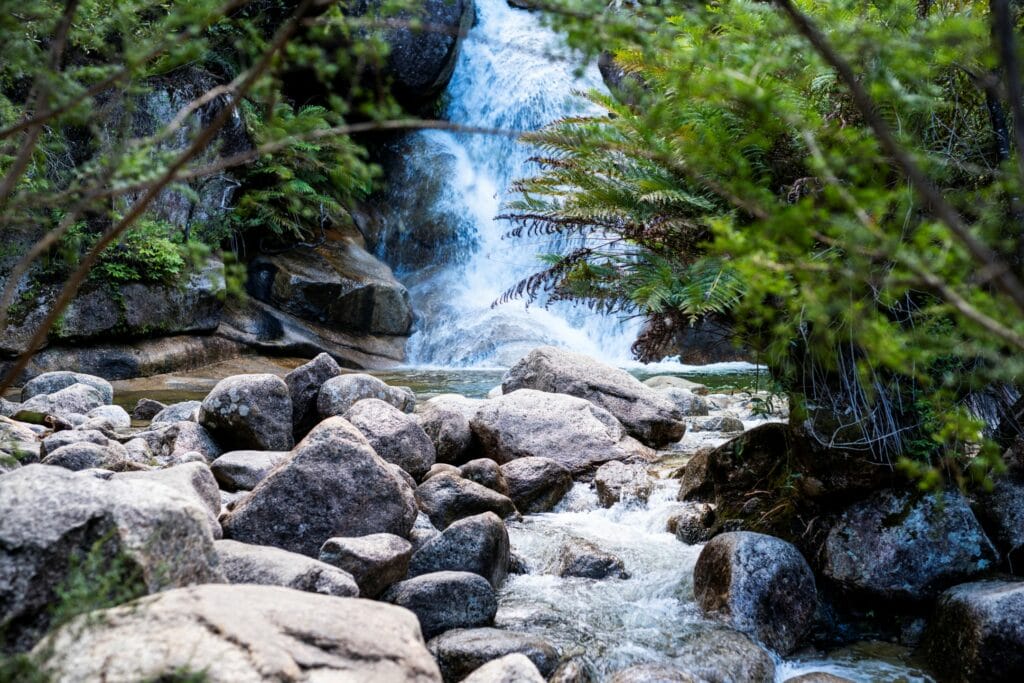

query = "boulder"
(409, 512), (509, 588)
(658, 387), (710, 417)
(459, 458), (509, 496)
(122, 437), (154, 464)
(318, 372), (416, 419)
(667, 503), (716, 544)
(974, 474), (1024, 573)
(21, 371), (113, 404)
(19, 383), (106, 418)
(216, 539), (359, 597)
(554, 538), (629, 580)
(502, 346), (684, 448)
(41, 428), (124, 461)
(221, 417), (417, 557)
(471, 389), (653, 476)
(784, 675), (855, 683)
(284, 352), (341, 438)
(210, 449), (290, 492)
(921, 580), (1024, 682)
(416, 473), (517, 529)
(410, 511), (442, 552)
(688, 415), (745, 433)
(425, 463), (462, 480)
(461, 654), (545, 683)
(500, 457), (572, 513)
(0, 416), (40, 463)
(549, 658), (597, 683)
(672, 628), (775, 682)
(822, 489), (998, 602)
(383, 571), (497, 640)
(156, 420), (222, 464)
(677, 449), (714, 502)
(113, 462), (223, 539)
(643, 375), (708, 395)
(419, 394), (477, 464)
(345, 398), (436, 480)
(694, 532), (817, 654)
(0, 397), (19, 418)
(608, 665), (703, 683)
(41, 441), (130, 472)
(84, 404), (131, 429)
(199, 374), (293, 451)
(428, 628), (559, 683)
(150, 400), (201, 425)
(319, 533), (413, 598)
(0, 465), (220, 651)
(131, 397), (165, 420)
(594, 461), (652, 508)
(34, 584), (442, 682)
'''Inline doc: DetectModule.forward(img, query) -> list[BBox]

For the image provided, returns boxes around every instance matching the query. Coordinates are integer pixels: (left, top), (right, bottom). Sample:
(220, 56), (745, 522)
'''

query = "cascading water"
(377, 0), (643, 368)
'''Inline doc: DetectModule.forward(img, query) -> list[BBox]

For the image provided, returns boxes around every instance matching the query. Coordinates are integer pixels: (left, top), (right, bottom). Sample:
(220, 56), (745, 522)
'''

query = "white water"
(389, 0), (645, 368)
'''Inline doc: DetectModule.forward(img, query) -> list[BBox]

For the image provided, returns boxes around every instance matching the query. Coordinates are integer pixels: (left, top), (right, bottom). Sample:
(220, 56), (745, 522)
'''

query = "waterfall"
(376, 0), (642, 368)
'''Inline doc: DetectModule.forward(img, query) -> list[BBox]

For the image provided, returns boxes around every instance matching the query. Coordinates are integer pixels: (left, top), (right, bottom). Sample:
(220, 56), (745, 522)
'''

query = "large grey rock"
(502, 346), (685, 448)
(822, 489), (998, 602)
(319, 533), (413, 598)
(41, 441), (130, 472)
(345, 398), (436, 480)
(409, 512), (509, 588)
(554, 538), (629, 580)
(667, 502), (716, 544)
(33, 584), (442, 682)
(461, 654), (545, 683)
(608, 665), (703, 683)
(673, 628), (775, 683)
(216, 539), (358, 597)
(500, 457), (572, 513)
(158, 420), (222, 463)
(658, 387), (710, 417)
(0, 397), (20, 418)
(419, 394), (478, 464)
(199, 374), (294, 451)
(694, 531), (816, 654)
(210, 449), (290, 491)
(318, 372), (416, 418)
(40, 428), (127, 462)
(643, 375), (708, 395)
(284, 352), (341, 438)
(21, 371), (113, 404)
(0, 416), (40, 464)
(471, 389), (653, 476)
(417, 473), (517, 529)
(113, 462), (223, 539)
(150, 400), (201, 425)
(428, 628), (559, 683)
(19, 383), (106, 418)
(0, 465), (220, 651)
(84, 404), (131, 429)
(131, 397), (165, 420)
(459, 459), (509, 496)
(974, 474), (1024, 573)
(410, 511), (442, 552)
(594, 461), (652, 508)
(921, 580), (1024, 682)
(383, 571), (497, 640)
(222, 417), (417, 556)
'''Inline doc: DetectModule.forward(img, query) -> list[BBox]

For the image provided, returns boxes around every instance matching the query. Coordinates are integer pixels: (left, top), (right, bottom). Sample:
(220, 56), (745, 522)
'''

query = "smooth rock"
(658, 387), (710, 417)
(41, 441), (129, 472)
(500, 457), (572, 513)
(150, 400), (201, 425)
(40, 428), (120, 460)
(428, 628), (559, 683)
(21, 371), (113, 404)
(667, 503), (716, 544)
(131, 397), (165, 420)
(409, 512), (509, 588)
(318, 372), (415, 418)
(383, 571), (497, 640)
(216, 539), (358, 597)
(419, 394), (477, 464)
(85, 404), (131, 429)
(416, 473), (517, 529)
(319, 533), (413, 598)
(199, 374), (293, 451)
(554, 538), (629, 580)
(461, 654), (545, 683)
(425, 463), (462, 480)
(643, 375), (708, 395)
(284, 352), (341, 438)
(594, 461), (652, 507)
(673, 628), (775, 682)
(689, 415), (745, 433)
(210, 449), (290, 492)
(345, 398), (436, 480)
(19, 383), (106, 418)
(459, 458), (509, 495)
(113, 462), (223, 539)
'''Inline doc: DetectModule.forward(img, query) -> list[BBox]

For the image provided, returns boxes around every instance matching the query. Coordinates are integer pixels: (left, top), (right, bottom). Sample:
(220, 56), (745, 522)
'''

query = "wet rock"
(345, 398), (436, 480)
(461, 653), (545, 683)
(318, 372), (416, 418)
(689, 414), (745, 433)
(416, 473), (517, 529)
(410, 512), (442, 552)
(459, 458), (509, 495)
(549, 658), (597, 683)
(608, 665), (703, 683)
(114, 462), (222, 538)
(822, 489), (998, 602)
(131, 397), (166, 420)
(318, 533), (413, 598)
(199, 374), (293, 451)
(284, 352), (341, 438)
(210, 449), (290, 491)
(667, 503), (716, 544)
(500, 457), (572, 513)
(419, 394), (477, 464)
(85, 404), (131, 429)
(677, 450), (714, 501)
(34, 584), (442, 682)
(694, 531), (817, 654)
(644, 375), (709, 395)
(427, 627), (559, 683)
(21, 371), (113, 404)
(594, 461), (652, 507)
(0, 465), (220, 651)
(658, 387), (710, 417)
(674, 628), (775, 682)
(554, 538), (629, 580)
(383, 571), (497, 640)
(216, 539), (358, 597)
(221, 417), (417, 557)
(974, 474), (1024, 573)
(20, 383), (106, 418)
(42, 441), (130, 472)
(784, 674), (855, 683)
(150, 400), (201, 425)
(409, 512), (509, 588)
(921, 579), (1024, 682)
(471, 389), (653, 476)
(502, 346), (685, 448)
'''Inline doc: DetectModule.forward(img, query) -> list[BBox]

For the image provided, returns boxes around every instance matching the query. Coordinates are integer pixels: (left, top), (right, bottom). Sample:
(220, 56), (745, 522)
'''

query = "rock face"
(974, 475), (1024, 573)
(554, 539), (629, 580)
(461, 654), (545, 683)
(502, 346), (685, 448)
(0, 465), (220, 651)
(921, 580), (1024, 682)
(416, 473), (517, 529)
(471, 389), (653, 476)
(210, 449), (290, 491)
(21, 371), (114, 405)
(34, 584), (442, 682)
(284, 352), (342, 438)
(594, 461), (652, 508)
(216, 539), (359, 597)
(318, 372), (416, 418)
(428, 628), (560, 683)
(419, 395), (477, 464)
(319, 533), (413, 598)
(345, 398), (436, 480)
(409, 512), (510, 588)
(383, 571), (498, 640)
(199, 374), (293, 451)
(693, 531), (817, 654)
(221, 417), (417, 557)
(822, 489), (998, 602)
(500, 457), (572, 513)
